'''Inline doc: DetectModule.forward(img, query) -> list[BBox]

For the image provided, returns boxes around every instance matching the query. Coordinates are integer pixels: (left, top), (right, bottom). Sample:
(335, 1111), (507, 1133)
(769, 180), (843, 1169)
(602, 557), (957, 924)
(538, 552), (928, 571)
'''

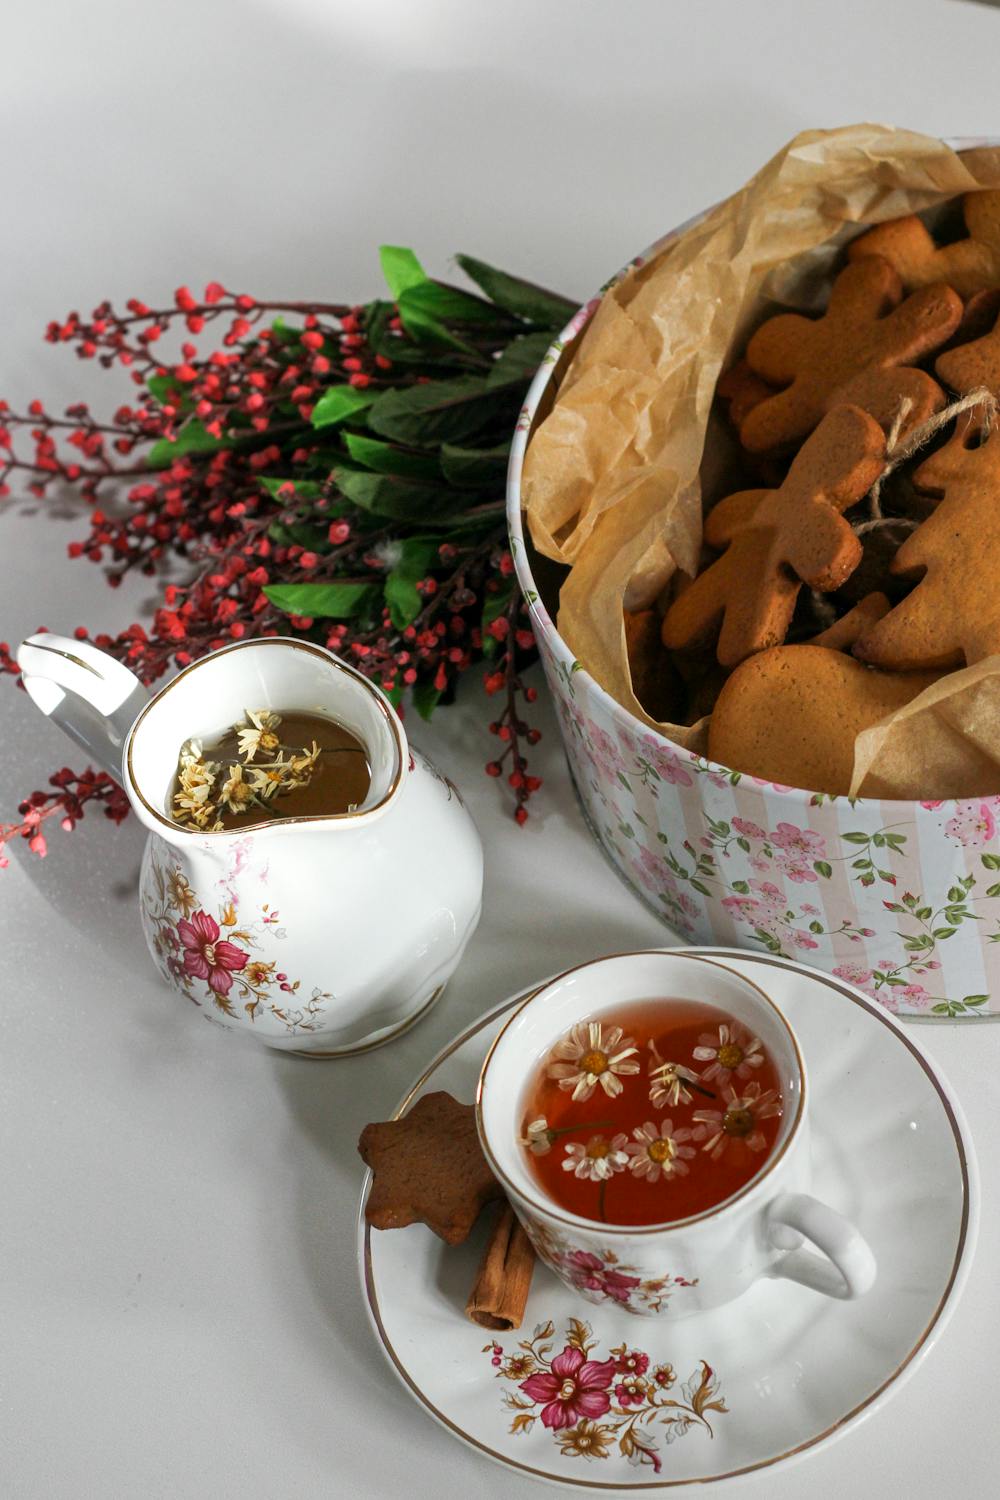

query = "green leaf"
(267, 521), (328, 550)
(731, 880), (750, 894)
(263, 581), (377, 618)
(931, 1003), (952, 1015)
(813, 860), (832, 879)
(147, 419), (225, 468)
(395, 294), (480, 355)
(690, 880), (711, 898)
(333, 465), (470, 521)
(411, 682), (443, 721)
(983, 852), (1000, 870)
(343, 432), (441, 480)
(842, 831), (871, 845)
(379, 245), (428, 299)
(311, 385), (376, 429)
(456, 253), (577, 328)
(486, 331), (556, 387)
(440, 441), (510, 486)
(400, 280), (506, 326)
(368, 375), (518, 447)
(963, 994), (989, 1006)
(384, 538), (442, 630)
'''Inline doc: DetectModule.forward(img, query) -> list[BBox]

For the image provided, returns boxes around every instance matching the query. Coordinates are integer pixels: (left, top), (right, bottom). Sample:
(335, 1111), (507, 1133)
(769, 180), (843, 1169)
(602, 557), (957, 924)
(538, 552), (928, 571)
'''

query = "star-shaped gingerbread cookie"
(662, 405), (885, 668)
(741, 257), (960, 453)
(848, 191), (1000, 297)
(359, 1090), (504, 1244)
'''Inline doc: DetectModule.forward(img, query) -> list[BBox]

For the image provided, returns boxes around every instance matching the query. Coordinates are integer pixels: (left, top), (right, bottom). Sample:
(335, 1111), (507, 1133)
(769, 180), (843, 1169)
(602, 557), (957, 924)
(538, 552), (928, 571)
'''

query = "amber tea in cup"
(520, 998), (784, 1227)
(170, 707), (370, 831)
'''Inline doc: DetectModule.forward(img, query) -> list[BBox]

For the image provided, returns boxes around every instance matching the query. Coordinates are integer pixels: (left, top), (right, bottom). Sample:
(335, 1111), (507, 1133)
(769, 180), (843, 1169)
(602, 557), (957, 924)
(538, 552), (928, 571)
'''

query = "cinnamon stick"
(465, 1202), (536, 1331)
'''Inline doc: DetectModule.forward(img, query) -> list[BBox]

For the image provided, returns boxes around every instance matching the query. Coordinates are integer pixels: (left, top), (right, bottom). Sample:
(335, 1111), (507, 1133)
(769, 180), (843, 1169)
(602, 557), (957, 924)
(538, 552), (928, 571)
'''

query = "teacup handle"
(766, 1191), (877, 1300)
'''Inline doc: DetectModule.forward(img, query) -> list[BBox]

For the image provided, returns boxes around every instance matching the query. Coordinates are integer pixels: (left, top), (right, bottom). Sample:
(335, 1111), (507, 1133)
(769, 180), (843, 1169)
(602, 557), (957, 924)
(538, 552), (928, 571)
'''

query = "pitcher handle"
(16, 633), (150, 782)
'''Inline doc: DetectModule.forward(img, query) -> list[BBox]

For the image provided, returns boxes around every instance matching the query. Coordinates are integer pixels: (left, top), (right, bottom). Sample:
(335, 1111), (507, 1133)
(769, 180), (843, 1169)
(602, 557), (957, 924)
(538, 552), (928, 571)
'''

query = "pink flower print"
(177, 910), (248, 997)
(750, 880), (785, 911)
(749, 854), (771, 873)
(944, 799), (999, 849)
(615, 1374), (647, 1407)
(639, 735), (693, 786)
(732, 816), (766, 839)
(520, 1346), (615, 1430)
(613, 1349), (649, 1377)
(782, 861), (818, 884)
(678, 892), (699, 919)
(587, 724), (623, 775)
(801, 903), (820, 915)
(897, 984), (932, 1010)
(565, 1251), (641, 1305)
(920, 800), (944, 810)
(833, 961), (874, 988)
(790, 930), (819, 949)
(772, 822), (826, 859)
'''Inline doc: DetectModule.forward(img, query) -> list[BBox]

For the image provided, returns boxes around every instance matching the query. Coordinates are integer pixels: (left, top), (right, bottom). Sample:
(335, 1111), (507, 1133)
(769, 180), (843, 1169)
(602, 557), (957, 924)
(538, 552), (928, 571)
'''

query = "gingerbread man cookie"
(359, 1090), (504, 1244)
(741, 257), (960, 453)
(854, 414), (1000, 670)
(936, 305), (1000, 397)
(662, 406), (885, 667)
(848, 191), (1000, 298)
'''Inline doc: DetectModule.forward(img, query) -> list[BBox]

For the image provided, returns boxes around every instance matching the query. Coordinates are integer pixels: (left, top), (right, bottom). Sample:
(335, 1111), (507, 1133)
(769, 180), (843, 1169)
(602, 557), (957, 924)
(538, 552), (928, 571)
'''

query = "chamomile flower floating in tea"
(693, 1083), (783, 1163)
(693, 1020), (764, 1086)
(169, 708), (370, 832)
(521, 999), (784, 1226)
(546, 1021), (640, 1102)
(625, 1119), (698, 1182)
(562, 1133), (630, 1182)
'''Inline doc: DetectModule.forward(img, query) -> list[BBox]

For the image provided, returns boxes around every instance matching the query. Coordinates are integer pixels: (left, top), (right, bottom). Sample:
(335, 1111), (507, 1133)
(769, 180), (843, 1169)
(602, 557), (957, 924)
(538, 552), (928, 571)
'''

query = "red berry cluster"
(0, 272), (545, 865)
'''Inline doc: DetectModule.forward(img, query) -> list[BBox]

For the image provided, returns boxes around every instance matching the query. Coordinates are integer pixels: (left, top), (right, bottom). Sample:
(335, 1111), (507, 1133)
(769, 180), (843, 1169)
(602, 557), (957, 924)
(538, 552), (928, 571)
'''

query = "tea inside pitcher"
(170, 708), (371, 831)
(520, 998), (784, 1227)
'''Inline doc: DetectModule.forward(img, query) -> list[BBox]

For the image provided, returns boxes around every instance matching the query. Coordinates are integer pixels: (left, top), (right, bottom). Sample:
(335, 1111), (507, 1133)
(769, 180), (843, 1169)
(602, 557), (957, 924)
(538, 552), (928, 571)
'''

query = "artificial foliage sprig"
(0, 248), (575, 864)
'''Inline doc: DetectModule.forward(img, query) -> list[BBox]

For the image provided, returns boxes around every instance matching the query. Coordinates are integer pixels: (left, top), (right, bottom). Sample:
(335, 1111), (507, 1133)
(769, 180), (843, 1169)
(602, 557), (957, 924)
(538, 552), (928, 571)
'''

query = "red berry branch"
(0, 249), (576, 866)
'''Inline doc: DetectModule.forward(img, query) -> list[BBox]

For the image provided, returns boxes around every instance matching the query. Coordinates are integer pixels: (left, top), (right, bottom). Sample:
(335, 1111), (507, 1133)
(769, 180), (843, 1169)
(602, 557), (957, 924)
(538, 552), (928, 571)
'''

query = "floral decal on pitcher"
(142, 857), (332, 1034)
(484, 1317), (727, 1473)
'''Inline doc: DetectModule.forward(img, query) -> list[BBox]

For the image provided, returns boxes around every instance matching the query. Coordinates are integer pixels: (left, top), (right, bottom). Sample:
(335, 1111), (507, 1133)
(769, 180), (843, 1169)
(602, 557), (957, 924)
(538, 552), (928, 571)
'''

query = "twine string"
(862, 385), (997, 528)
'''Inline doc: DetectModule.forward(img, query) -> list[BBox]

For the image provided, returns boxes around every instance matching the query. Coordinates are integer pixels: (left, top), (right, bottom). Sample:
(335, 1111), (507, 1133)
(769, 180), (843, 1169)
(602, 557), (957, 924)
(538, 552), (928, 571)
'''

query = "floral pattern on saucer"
(484, 1318), (727, 1474)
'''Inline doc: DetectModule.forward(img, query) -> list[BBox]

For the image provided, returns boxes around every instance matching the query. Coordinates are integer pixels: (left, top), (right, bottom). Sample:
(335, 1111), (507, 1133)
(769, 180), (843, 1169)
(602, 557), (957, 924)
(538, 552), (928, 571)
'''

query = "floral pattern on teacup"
(518, 1217), (697, 1316)
(484, 1317), (726, 1473)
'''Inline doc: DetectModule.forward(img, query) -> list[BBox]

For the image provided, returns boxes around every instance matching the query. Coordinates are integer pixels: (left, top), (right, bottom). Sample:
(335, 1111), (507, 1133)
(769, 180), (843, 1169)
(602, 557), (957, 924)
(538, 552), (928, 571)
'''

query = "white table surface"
(2, 2), (998, 1496)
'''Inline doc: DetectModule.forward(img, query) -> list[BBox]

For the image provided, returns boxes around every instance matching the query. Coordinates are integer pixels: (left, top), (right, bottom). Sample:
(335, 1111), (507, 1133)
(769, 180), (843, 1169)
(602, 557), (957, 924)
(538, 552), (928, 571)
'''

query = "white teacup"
(477, 951), (876, 1318)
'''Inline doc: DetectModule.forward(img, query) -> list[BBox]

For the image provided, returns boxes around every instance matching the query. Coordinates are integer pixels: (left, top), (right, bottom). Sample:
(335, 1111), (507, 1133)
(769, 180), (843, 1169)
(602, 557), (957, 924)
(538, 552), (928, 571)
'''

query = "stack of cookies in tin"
(637, 191), (1000, 794)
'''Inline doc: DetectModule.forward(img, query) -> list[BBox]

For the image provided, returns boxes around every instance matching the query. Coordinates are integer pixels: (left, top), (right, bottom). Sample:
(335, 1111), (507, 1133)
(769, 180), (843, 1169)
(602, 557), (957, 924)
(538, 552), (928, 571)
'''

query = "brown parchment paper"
(521, 123), (1000, 791)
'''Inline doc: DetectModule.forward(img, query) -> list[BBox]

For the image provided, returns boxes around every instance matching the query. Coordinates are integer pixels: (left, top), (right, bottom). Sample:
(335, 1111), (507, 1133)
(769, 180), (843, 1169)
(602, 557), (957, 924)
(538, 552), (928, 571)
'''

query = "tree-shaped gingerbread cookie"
(849, 190), (1000, 297)
(854, 412), (1000, 670)
(741, 257), (960, 453)
(662, 405), (885, 668)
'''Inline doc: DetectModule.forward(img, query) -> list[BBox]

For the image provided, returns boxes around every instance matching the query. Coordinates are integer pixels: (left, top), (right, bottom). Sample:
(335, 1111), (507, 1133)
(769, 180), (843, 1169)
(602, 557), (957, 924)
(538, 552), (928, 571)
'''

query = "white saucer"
(358, 951), (977, 1489)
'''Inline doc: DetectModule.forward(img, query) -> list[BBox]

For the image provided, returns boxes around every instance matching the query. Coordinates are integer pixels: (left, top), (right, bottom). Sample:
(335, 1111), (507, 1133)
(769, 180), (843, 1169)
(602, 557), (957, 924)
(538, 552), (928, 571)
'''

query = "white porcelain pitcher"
(16, 633), (484, 1055)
